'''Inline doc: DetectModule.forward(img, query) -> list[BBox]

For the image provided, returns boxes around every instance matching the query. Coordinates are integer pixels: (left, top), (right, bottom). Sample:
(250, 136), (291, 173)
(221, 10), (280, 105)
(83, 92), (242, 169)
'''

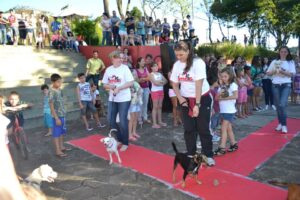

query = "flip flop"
(61, 147), (72, 151)
(56, 153), (67, 158)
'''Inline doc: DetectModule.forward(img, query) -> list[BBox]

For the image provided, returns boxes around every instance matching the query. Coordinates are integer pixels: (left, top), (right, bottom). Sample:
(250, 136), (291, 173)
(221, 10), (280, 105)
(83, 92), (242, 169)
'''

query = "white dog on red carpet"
(100, 129), (122, 165)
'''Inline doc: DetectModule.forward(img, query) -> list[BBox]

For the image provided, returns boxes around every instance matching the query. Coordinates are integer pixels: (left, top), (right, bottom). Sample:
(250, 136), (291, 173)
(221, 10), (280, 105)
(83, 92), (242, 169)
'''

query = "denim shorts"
(220, 113), (235, 123)
(52, 117), (66, 138)
(80, 101), (97, 116)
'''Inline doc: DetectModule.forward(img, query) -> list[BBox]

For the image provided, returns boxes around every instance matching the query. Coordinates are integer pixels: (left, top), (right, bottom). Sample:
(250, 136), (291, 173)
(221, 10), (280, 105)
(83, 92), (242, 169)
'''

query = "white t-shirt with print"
(78, 82), (93, 101)
(170, 58), (210, 98)
(218, 82), (238, 114)
(267, 60), (296, 84)
(0, 113), (10, 145)
(102, 64), (134, 102)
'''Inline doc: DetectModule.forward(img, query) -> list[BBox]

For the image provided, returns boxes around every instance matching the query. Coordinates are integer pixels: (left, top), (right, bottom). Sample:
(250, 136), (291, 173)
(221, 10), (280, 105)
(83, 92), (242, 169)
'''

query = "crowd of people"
(0, 9), (86, 51)
(100, 11), (199, 47)
(0, 39), (300, 200)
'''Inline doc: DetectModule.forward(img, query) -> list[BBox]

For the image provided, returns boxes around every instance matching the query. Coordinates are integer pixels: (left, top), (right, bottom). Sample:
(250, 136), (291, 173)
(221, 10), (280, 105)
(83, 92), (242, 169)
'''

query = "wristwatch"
(196, 103), (201, 108)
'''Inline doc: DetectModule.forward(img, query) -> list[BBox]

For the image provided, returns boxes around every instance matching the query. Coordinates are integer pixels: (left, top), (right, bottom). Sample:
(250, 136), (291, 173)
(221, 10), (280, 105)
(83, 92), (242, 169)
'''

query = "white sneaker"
(207, 157), (216, 166)
(86, 127), (93, 131)
(120, 145), (128, 152)
(265, 105), (269, 110)
(282, 126), (288, 133)
(97, 123), (106, 128)
(272, 105), (276, 110)
(275, 124), (282, 131)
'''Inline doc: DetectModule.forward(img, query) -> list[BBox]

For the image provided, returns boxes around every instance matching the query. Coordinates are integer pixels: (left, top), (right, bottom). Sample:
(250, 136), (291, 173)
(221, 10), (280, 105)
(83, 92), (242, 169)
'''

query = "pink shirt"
(136, 67), (149, 88)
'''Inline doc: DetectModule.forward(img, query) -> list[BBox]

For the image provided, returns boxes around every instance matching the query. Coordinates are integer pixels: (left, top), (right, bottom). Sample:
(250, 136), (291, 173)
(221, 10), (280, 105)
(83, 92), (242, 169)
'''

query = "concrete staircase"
(0, 46), (88, 129)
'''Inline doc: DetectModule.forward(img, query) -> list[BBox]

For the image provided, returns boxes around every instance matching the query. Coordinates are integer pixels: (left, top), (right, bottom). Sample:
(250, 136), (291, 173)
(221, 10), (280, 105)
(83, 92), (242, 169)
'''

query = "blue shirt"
(136, 21), (145, 35)
(51, 21), (61, 33)
(43, 95), (51, 114)
(119, 20), (126, 32)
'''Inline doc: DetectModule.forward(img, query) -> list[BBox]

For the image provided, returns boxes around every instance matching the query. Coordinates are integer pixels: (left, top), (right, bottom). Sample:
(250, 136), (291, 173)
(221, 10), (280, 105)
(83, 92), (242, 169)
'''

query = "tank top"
(119, 20), (126, 32)
(136, 67), (149, 88)
(78, 82), (93, 101)
(151, 73), (164, 92)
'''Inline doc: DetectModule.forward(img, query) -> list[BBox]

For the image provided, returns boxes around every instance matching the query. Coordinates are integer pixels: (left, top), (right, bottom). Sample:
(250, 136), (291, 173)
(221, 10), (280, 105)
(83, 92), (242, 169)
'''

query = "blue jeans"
(139, 88), (150, 122)
(102, 31), (112, 46)
(109, 101), (131, 145)
(0, 28), (7, 44)
(86, 74), (100, 88)
(211, 112), (220, 131)
(272, 83), (291, 126)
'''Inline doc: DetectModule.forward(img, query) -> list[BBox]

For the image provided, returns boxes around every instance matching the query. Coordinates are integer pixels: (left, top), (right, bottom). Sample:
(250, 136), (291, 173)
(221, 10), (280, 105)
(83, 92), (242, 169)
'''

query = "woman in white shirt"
(170, 41), (215, 166)
(267, 46), (296, 133)
(103, 51), (134, 151)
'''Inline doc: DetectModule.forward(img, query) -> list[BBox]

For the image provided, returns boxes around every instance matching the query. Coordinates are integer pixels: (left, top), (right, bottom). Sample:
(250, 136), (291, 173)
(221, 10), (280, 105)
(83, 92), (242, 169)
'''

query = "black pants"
(262, 79), (274, 105)
(112, 26), (120, 46)
(180, 94), (213, 157)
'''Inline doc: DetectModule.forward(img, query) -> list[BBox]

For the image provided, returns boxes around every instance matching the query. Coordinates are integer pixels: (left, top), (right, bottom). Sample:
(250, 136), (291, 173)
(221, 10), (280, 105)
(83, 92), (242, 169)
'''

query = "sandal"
(227, 143), (238, 152)
(133, 133), (140, 138)
(214, 147), (226, 156)
(152, 124), (161, 129)
(129, 136), (137, 141)
(159, 122), (167, 127)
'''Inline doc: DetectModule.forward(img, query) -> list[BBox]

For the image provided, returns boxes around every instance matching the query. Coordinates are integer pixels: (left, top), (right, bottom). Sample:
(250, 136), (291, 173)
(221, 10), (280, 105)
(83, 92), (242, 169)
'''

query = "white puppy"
(100, 129), (122, 165)
(25, 164), (58, 190)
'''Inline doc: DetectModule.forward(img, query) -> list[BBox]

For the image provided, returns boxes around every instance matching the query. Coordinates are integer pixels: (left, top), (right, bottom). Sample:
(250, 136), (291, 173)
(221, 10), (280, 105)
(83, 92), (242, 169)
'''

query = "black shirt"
(125, 17), (135, 33)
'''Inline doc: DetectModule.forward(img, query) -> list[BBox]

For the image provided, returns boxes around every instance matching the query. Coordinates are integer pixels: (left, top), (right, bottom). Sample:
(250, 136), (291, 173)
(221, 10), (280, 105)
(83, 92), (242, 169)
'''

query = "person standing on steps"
(170, 41), (215, 166)
(267, 46), (296, 134)
(85, 50), (106, 88)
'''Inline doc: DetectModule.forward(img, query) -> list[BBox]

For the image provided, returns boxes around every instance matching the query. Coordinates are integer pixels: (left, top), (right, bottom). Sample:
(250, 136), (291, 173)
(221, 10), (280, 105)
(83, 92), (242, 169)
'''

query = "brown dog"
(172, 142), (208, 188)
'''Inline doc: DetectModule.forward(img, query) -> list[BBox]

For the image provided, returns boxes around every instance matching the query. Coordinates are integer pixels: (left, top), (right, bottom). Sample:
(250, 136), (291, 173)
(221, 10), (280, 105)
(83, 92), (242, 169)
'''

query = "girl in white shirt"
(267, 46), (296, 133)
(170, 41), (215, 167)
(214, 67), (238, 156)
(149, 62), (167, 128)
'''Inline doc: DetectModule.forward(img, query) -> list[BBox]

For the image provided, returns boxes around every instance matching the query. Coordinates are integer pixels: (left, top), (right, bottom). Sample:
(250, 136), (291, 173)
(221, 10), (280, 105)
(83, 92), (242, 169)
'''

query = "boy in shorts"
(41, 84), (52, 136)
(49, 74), (70, 157)
(76, 73), (104, 131)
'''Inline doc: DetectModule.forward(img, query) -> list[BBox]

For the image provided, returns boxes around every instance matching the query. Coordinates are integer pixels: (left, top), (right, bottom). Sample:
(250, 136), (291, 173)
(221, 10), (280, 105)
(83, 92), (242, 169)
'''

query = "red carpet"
(68, 118), (300, 200)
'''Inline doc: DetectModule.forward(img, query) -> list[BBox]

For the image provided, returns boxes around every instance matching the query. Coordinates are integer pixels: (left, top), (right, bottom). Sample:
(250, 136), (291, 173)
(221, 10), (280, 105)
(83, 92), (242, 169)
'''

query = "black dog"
(172, 142), (208, 188)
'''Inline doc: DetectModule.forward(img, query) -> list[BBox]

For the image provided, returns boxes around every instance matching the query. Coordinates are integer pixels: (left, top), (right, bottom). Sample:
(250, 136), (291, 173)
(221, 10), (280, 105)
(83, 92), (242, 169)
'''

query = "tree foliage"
(210, 0), (300, 50)
(73, 19), (97, 45)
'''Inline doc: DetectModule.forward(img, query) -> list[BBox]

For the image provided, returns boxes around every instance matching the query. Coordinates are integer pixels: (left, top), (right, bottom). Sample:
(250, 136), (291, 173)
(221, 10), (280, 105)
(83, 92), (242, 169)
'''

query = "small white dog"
(25, 164), (58, 190)
(100, 129), (122, 165)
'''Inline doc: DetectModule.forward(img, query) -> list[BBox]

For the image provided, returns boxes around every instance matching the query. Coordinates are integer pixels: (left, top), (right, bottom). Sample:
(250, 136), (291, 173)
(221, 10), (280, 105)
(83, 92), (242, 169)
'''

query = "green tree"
(130, 6), (142, 20)
(73, 19), (96, 45)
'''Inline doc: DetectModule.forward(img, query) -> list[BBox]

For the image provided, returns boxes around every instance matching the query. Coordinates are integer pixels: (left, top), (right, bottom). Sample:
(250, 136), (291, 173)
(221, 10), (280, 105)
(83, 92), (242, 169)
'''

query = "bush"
(195, 42), (277, 61)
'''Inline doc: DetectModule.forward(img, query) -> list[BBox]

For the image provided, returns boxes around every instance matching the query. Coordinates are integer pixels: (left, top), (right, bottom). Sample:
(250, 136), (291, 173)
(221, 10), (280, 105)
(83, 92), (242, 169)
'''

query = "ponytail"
(174, 41), (195, 73)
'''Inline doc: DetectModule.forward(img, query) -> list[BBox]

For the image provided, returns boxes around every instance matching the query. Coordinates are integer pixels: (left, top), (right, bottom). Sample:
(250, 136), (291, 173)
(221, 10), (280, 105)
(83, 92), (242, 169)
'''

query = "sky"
(1, 0), (298, 49)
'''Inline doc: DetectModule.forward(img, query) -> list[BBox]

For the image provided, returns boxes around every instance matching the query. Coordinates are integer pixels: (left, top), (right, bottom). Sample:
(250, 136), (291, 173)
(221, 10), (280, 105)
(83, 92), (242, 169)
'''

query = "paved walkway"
(13, 104), (300, 200)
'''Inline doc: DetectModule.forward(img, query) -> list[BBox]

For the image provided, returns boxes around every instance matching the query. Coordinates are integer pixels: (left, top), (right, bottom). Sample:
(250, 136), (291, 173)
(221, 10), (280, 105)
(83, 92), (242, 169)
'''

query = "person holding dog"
(170, 41), (215, 166)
